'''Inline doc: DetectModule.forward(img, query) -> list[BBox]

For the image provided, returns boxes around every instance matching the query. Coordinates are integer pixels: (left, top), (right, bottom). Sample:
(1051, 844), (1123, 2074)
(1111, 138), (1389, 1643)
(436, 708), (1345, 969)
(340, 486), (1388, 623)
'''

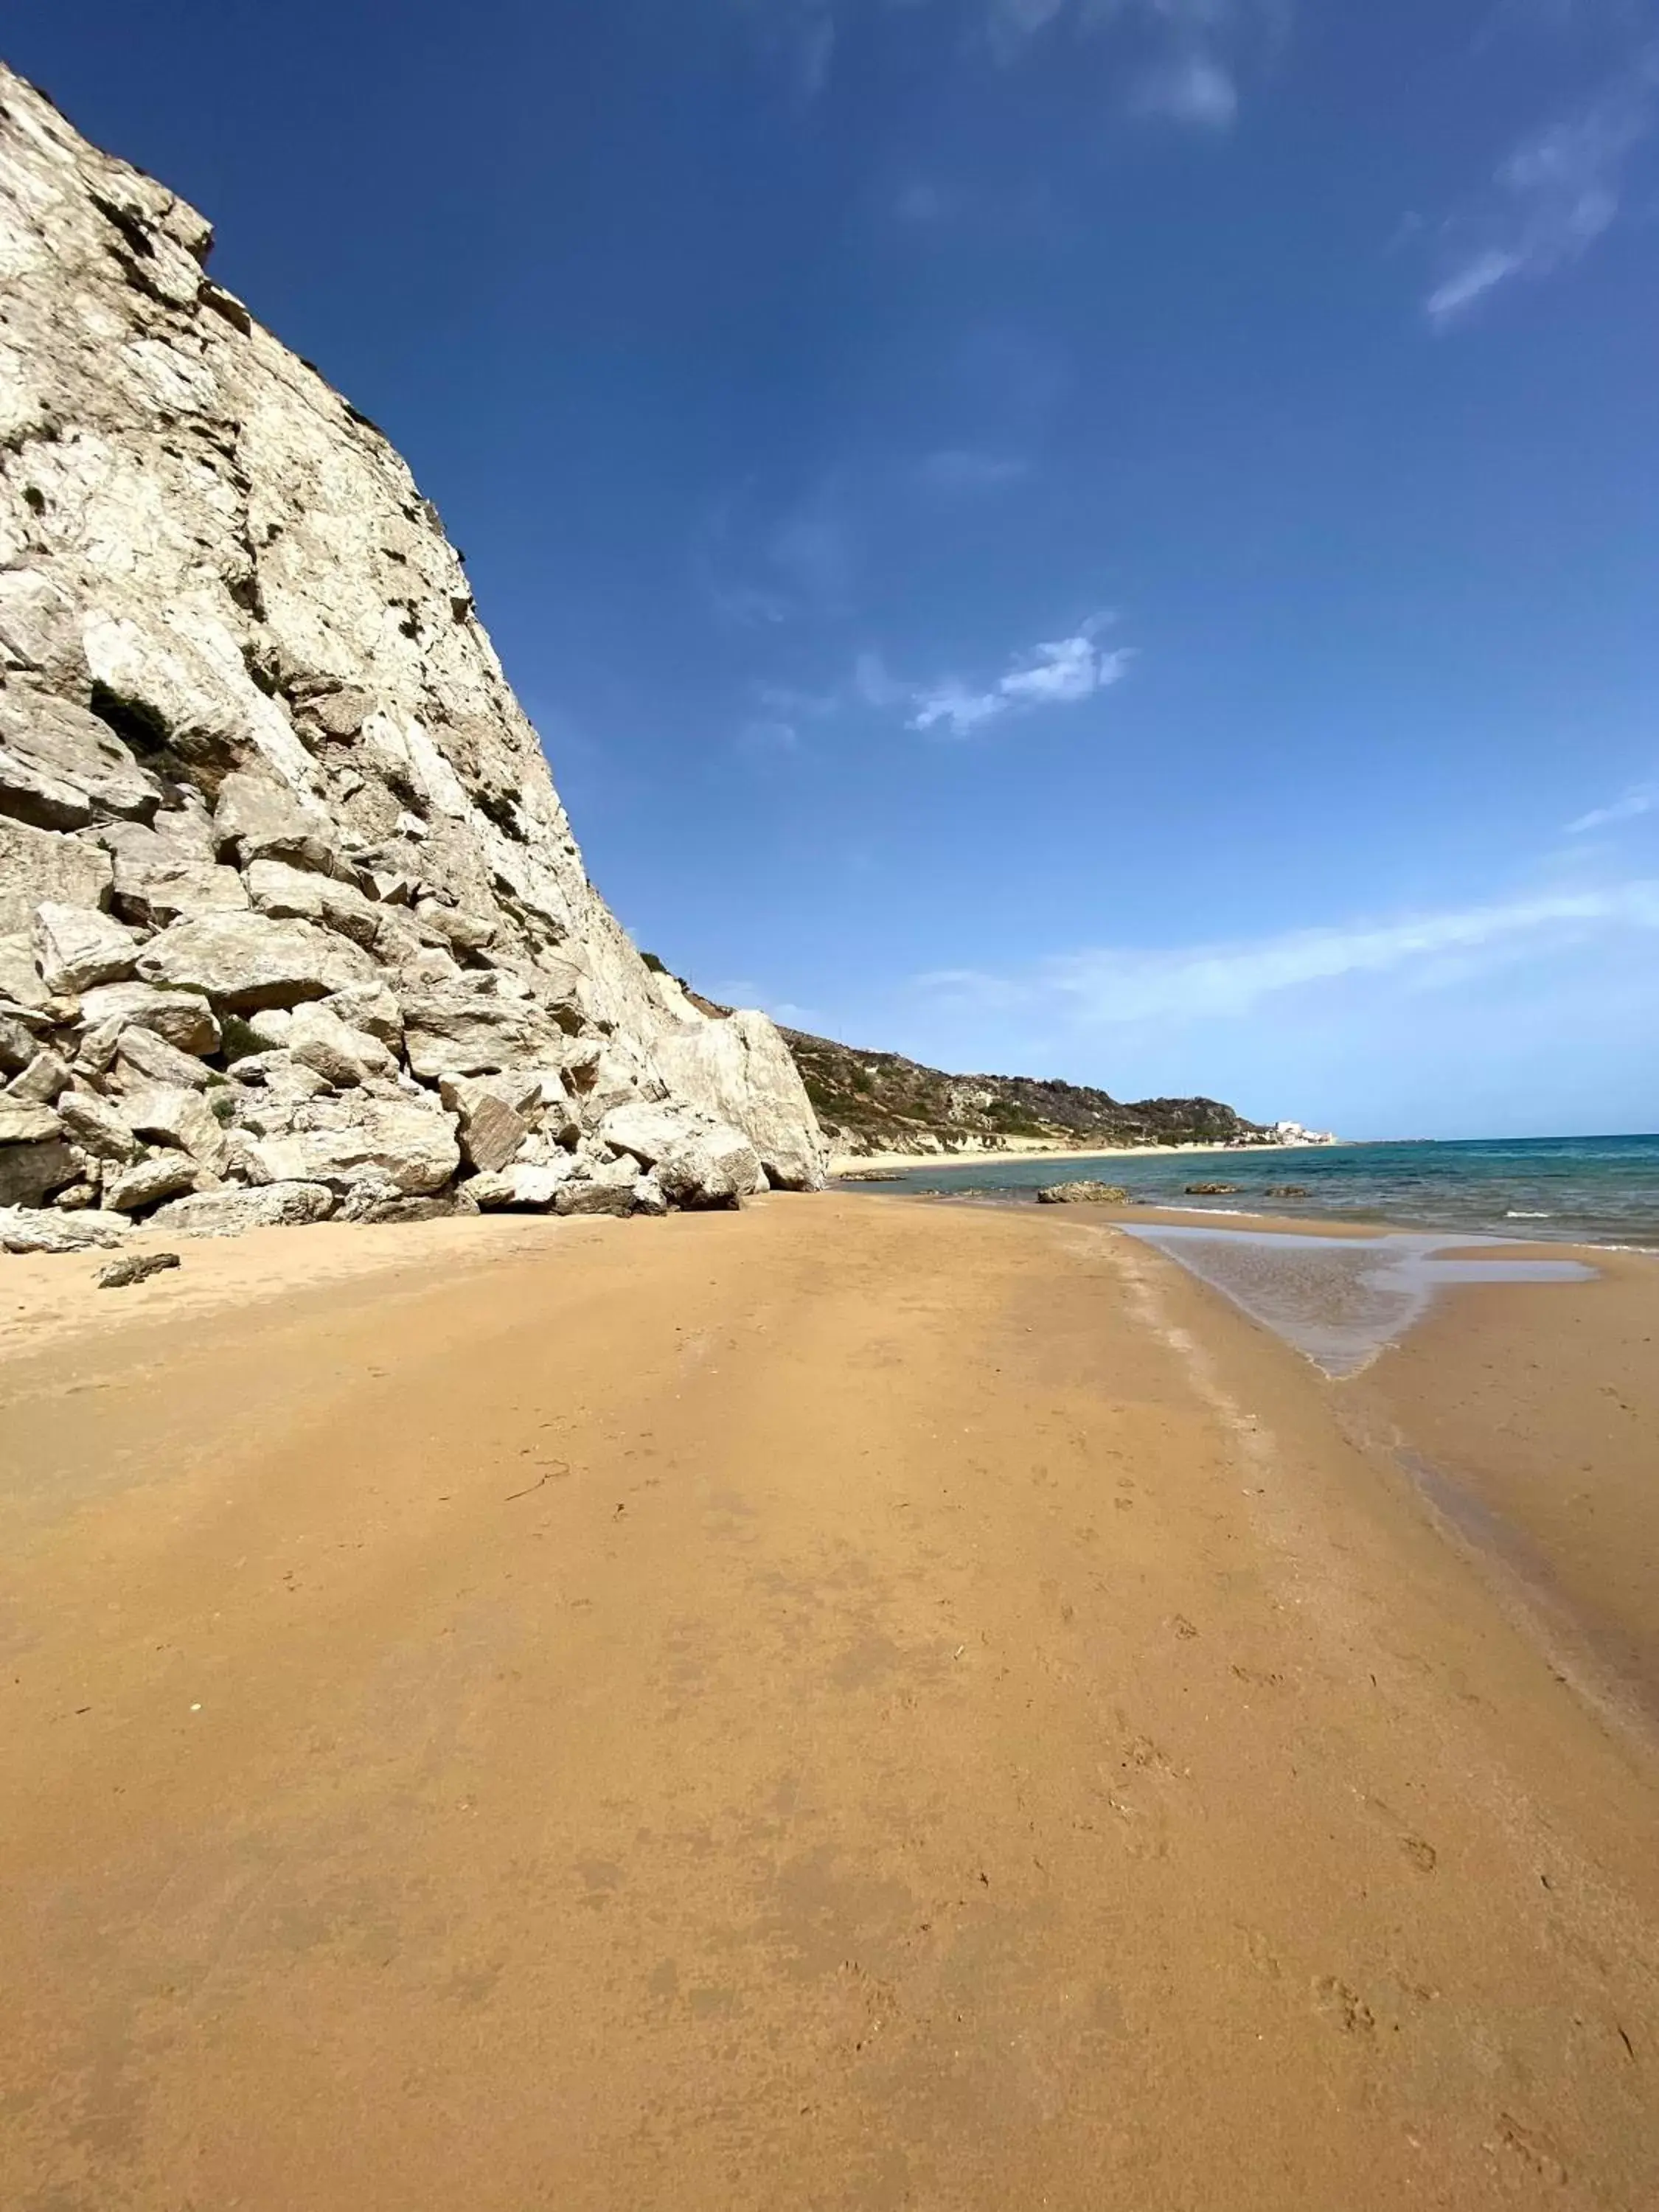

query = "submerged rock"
(1036, 1182), (1130, 1206)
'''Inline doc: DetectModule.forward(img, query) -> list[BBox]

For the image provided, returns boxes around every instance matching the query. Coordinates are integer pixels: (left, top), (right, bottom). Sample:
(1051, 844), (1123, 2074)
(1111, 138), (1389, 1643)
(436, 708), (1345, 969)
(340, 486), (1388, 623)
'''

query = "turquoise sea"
(860, 1134), (1659, 1248)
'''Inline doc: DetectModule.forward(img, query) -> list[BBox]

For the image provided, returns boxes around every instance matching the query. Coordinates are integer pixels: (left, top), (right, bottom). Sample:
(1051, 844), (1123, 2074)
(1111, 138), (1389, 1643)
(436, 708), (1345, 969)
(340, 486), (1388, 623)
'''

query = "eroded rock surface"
(0, 66), (824, 1241)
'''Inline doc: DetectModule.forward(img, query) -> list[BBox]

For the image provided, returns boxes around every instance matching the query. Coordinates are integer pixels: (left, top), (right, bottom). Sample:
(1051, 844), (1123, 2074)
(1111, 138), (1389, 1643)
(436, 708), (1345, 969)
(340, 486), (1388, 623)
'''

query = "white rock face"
(0, 64), (824, 1239)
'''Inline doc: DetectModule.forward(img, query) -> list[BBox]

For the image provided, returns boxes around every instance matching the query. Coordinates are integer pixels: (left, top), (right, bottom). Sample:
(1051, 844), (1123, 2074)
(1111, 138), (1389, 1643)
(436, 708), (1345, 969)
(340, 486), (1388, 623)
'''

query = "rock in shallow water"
(1036, 1182), (1130, 1206)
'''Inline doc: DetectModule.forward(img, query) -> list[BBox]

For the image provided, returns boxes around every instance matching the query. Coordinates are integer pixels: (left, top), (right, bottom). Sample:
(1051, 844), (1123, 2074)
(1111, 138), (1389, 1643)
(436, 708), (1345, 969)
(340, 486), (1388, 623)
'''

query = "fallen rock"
(117, 1083), (228, 1170)
(31, 901), (139, 994)
(1183, 1182), (1241, 1197)
(97, 1250), (181, 1288)
(468, 1159), (579, 1209)
(1036, 1182), (1130, 1205)
(0, 1099), (63, 1146)
(112, 1023), (213, 1091)
(7, 1048), (72, 1104)
(213, 771), (342, 876)
(0, 816), (114, 937)
(0, 1204), (130, 1253)
(655, 1125), (766, 1210)
(78, 981), (220, 1056)
(652, 1007), (827, 1190)
(240, 1091), (460, 1194)
(554, 1180), (637, 1217)
(0, 1138), (81, 1206)
(102, 1152), (203, 1213)
(148, 1181), (337, 1237)
(400, 992), (576, 1079)
(286, 1001), (396, 1088)
(136, 912), (376, 1011)
(55, 1090), (141, 1164)
(439, 1073), (532, 1173)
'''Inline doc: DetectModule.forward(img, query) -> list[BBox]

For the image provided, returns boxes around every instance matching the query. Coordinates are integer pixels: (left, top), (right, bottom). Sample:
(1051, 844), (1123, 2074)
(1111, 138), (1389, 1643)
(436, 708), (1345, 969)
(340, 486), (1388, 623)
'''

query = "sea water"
(1116, 1226), (1596, 1378)
(876, 1133), (1659, 1248)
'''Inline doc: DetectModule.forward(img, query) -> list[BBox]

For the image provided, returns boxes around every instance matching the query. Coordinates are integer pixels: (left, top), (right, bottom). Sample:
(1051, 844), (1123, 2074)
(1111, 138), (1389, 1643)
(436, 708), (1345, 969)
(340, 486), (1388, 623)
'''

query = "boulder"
(0, 1204), (131, 1253)
(6, 1048), (72, 1105)
(241, 1091), (460, 1194)
(112, 1024), (213, 1091)
(0, 817), (114, 936)
(554, 1180), (637, 1218)
(652, 1007), (828, 1191)
(243, 858), (390, 952)
(286, 1001), (396, 1088)
(97, 1251), (182, 1288)
(77, 981), (220, 1056)
(633, 1174), (668, 1217)
(213, 771), (342, 876)
(118, 1083), (228, 1170)
(0, 935), (52, 1009)
(0, 1138), (80, 1206)
(598, 1101), (702, 1169)
(438, 1072), (537, 1173)
(0, 1099), (63, 1147)
(0, 691), (160, 826)
(0, 1012), (39, 1076)
(31, 902), (140, 994)
(136, 912), (376, 1010)
(655, 1125), (767, 1210)
(400, 991), (574, 1079)
(148, 1181), (338, 1238)
(102, 1151), (204, 1213)
(1183, 1182), (1241, 1197)
(1035, 1183), (1130, 1205)
(55, 1090), (140, 1164)
(468, 1160), (577, 1210)
(321, 983), (403, 1048)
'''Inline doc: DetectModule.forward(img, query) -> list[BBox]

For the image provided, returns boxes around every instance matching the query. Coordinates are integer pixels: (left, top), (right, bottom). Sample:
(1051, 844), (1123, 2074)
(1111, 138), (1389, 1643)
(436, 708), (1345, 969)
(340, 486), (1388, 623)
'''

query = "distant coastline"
(830, 1135), (1346, 1175)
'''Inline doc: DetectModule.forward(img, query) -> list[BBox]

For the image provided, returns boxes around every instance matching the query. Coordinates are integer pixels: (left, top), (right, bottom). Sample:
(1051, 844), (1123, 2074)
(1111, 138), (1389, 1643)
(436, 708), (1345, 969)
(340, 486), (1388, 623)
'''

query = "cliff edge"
(0, 63), (825, 1247)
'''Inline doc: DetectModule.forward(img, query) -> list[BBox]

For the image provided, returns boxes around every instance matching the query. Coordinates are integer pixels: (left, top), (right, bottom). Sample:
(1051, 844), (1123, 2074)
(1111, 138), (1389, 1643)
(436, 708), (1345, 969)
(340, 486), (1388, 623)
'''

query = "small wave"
(1506, 1209), (1552, 1219)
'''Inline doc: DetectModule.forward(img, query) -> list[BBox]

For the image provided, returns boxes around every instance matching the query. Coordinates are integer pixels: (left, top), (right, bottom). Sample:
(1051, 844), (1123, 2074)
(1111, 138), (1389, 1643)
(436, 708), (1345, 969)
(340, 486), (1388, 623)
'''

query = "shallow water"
(872, 1133), (1659, 1246)
(1120, 1225), (1597, 1378)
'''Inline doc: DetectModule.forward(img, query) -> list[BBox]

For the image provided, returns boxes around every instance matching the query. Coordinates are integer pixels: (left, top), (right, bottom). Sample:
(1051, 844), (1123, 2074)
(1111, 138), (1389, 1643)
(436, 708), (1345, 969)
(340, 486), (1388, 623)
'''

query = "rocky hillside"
(0, 65), (825, 1251)
(782, 1026), (1265, 1158)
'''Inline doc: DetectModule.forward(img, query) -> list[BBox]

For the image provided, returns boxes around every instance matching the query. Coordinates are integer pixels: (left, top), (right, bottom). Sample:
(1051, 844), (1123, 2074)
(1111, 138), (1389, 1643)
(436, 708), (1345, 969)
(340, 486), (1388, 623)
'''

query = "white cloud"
(919, 448), (1031, 491)
(905, 624), (1133, 737)
(1427, 48), (1659, 323)
(1565, 783), (1658, 833)
(918, 882), (1659, 1023)
(1132, 50), (1239, 127)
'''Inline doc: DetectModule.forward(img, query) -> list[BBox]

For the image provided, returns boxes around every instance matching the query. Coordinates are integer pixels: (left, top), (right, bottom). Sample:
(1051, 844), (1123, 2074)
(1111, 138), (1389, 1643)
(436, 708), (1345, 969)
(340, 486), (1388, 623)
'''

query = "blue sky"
(13, 1), (1659, 1136)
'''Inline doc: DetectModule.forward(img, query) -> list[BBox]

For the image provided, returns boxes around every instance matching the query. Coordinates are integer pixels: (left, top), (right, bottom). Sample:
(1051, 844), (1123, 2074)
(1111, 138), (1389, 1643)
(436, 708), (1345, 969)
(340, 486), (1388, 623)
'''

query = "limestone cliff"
(0, 63), (824, 1246)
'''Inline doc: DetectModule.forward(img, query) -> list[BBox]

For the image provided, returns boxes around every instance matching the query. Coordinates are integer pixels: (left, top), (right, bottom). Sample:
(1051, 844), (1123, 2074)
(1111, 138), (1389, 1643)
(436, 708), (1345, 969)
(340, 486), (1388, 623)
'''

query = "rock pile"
(0, 67), (825, 1244)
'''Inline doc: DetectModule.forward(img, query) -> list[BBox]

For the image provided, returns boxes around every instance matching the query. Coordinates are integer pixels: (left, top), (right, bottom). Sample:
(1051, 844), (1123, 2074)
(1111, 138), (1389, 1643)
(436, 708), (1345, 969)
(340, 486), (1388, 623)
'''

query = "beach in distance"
(4, 1189), (1659, 2209)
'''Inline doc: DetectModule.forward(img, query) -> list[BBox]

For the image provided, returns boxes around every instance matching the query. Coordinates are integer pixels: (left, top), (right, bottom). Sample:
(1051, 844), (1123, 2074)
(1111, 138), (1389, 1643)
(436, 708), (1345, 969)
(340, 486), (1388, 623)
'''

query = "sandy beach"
(4, 1193), (1658, 2208)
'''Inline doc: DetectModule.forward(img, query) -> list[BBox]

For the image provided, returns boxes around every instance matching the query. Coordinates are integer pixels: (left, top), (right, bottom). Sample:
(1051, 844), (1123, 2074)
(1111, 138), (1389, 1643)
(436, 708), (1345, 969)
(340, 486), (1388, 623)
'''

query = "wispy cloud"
(1565, 782), (1658, 833)
(919, 448), (1032, 492)
(1426, 45), (1659, 322)
(984, 0), (1284, 125)
(1131, 49), (1240, 128)
(917, 881), (1659, 1024)
(907, 621), (1133, 737)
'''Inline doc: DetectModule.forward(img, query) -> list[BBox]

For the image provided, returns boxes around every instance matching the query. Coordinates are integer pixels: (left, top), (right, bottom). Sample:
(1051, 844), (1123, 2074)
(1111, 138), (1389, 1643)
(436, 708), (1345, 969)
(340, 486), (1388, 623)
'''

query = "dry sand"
(4, 1194), (1658, 2208)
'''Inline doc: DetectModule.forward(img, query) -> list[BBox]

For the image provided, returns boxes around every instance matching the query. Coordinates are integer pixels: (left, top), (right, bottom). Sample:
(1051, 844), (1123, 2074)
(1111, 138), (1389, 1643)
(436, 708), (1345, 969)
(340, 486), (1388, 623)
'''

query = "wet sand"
(3, 1194), (1658, 2208)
